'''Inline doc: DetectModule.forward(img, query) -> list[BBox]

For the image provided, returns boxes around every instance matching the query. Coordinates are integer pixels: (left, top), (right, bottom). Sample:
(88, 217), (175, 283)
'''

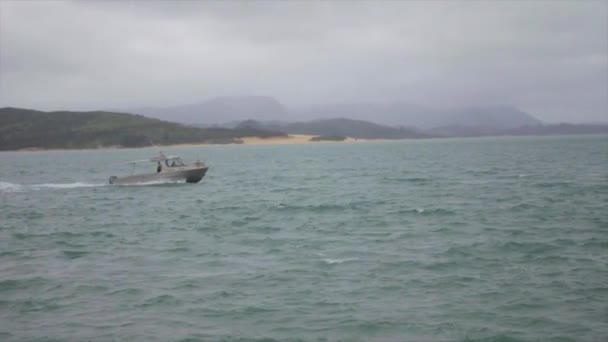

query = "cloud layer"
(1, 1), (606, 122)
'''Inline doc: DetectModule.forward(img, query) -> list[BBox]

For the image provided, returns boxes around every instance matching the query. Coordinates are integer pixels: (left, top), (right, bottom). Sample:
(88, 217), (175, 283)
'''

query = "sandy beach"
(10, 134), (371, 152)
(239, 134), (359, 145)
(158, 134), (365, 149)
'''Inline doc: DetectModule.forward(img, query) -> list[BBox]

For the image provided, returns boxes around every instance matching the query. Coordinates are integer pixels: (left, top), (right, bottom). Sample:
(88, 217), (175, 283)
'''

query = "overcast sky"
(0, 0), (606, 122)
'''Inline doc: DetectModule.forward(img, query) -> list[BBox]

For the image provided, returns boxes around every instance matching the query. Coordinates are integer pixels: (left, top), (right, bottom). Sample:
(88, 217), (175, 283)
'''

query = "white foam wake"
(32, 182), (106, 189)
(0, 179), (191, 193)
(0, 181), (23, 193)
(116, 180), (187, 186)
(0, 181), (106, 193)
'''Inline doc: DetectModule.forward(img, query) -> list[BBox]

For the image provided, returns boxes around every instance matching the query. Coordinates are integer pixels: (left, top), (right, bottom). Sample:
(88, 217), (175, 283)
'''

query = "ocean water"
(0, 135), (607, 341)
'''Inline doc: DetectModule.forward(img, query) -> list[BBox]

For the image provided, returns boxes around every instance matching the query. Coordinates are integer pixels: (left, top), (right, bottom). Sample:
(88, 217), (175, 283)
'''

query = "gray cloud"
(0, 0), (606, 122)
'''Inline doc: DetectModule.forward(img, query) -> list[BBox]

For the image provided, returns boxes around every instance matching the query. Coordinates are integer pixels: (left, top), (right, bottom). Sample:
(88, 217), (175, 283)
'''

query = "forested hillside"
(0, 107), (285, 150)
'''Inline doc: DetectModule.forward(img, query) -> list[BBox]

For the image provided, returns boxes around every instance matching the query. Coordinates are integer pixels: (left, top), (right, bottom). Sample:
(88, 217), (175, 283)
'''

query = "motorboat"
(109, 153), (208, 185)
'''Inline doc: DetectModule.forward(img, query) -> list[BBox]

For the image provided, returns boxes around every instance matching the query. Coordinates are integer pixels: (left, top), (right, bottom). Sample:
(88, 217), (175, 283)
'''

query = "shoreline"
(6, 134), (383, 152)
(5, 133), (605, 153)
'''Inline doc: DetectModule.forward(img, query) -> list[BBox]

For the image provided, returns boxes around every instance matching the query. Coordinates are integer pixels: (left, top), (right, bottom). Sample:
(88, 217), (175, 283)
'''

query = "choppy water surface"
(1, 135), (607, 341)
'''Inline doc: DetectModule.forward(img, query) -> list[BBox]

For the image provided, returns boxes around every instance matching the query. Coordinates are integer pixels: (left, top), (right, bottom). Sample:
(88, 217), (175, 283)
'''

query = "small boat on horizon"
(109, 153), (208, 185)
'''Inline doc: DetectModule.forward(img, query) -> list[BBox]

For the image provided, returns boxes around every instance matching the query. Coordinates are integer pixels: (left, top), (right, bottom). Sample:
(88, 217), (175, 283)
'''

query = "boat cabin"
(154, 156), (186, 168)
(126, 153), (193, 174)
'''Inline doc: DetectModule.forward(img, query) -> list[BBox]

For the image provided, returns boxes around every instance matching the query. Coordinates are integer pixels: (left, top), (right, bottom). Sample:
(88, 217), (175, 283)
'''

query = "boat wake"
(116, 180), (188, 186)
(33, 182), (106, 189)
(0, 182), (23, 193)
(0, 181), (106, 193)
(1, 179), (191, 193)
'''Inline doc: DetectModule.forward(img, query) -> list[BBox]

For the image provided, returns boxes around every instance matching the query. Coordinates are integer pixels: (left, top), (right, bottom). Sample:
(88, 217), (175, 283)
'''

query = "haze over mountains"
(129, 95), (543, 131)
(130, 96), (289, 126)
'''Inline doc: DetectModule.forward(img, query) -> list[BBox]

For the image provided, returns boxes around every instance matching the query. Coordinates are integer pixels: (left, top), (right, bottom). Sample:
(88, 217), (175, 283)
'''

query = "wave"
(274, 203), (347, 213)
(534, 181), (575, 189)
(322, 257), (359, 264)
(137, 294), (182, 308)
(0, 277), (48, 291)
(381, 176), (431, 184)
(62, 250), (90, 259)
(498, 241), (558, 254)
(394, 207), (456, 216)
(13, 231), (112, 240)
(508, 203), (543, 211)
(459, 335), (527, 342)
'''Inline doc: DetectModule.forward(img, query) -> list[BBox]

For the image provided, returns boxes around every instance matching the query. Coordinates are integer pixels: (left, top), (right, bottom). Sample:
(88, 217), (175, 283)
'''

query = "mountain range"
(2, 96), (606, 151)
(129, 96), (543, 130)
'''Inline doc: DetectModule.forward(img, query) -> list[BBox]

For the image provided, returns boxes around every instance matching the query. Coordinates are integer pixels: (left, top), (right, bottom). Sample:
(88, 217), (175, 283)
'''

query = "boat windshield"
(128, 153), (187, 168)
(166, 158), (185, 167)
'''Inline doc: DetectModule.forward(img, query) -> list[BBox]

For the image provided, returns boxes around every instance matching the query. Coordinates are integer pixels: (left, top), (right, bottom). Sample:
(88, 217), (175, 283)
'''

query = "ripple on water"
(62, 250), (90, 259)
(138, 294), (182, 309)
(0, 277), (49, 291)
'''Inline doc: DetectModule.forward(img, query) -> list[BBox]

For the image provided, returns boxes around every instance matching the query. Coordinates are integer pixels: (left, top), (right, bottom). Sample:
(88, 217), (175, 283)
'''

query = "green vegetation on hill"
(234, 118), (429, 139)
(0, 107), (286, 150)
(283, 118), (428, 139)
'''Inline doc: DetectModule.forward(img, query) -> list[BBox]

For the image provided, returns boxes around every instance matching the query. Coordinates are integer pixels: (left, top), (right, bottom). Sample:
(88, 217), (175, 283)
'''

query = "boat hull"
(109, 166), (208, 185)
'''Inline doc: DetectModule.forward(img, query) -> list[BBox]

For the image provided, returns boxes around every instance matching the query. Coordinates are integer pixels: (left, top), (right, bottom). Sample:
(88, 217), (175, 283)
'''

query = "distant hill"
(232, 116), (606, 140)
(439, 106), (542, 129)
(99, 94), (607, 140)
(504, 123), (608, 136)
(129, 96), (289, 125)
(427, 123), (608, 137)
(292, 103), (542, 129)
(291, 102), (434, 127)
(234, 118), (429, 139)
(426, 125), (503, 137)
(0, 107), (285, 150)
(130, 96), (542, 131)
